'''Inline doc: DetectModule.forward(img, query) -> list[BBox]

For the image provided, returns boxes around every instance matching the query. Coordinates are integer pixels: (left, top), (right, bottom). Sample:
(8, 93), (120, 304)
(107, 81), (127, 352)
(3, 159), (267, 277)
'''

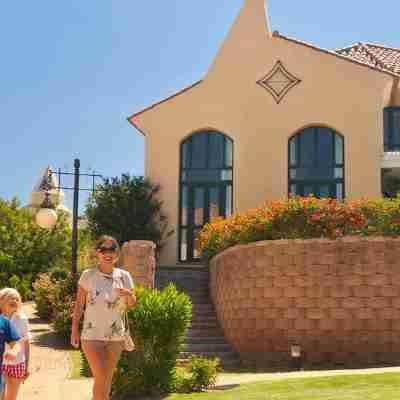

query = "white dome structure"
(25, 166), (72, 223)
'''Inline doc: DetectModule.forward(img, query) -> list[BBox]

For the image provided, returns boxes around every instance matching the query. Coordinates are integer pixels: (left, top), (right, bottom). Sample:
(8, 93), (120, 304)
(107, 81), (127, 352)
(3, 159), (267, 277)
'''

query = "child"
(0, 310), (19, 399)
(0, 289), (30, 400)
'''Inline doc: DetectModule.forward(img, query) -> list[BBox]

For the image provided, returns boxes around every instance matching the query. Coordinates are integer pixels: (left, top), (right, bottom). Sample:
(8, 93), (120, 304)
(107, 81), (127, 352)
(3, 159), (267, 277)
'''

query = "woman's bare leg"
(103, 342), (123, 400)
(82, 341), (108, 400)
(3, 377), (22, 400)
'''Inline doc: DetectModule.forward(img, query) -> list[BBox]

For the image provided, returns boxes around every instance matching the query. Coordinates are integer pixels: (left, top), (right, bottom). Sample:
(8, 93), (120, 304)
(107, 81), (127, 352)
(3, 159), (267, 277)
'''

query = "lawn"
(166, 373), (400, 400)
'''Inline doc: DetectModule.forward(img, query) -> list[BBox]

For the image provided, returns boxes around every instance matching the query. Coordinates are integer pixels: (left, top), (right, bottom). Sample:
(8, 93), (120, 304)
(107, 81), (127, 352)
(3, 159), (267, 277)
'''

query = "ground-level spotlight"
(290, 343), (302, 370)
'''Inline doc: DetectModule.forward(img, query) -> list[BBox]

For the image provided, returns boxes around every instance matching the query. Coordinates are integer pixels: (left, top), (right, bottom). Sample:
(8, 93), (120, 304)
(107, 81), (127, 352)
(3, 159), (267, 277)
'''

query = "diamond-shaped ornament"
(257, 61), (301, 104)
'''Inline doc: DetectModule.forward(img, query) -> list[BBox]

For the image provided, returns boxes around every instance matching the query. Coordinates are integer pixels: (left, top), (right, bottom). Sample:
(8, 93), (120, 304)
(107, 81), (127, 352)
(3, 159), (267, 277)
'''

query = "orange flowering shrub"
(198, 197), (400, 259)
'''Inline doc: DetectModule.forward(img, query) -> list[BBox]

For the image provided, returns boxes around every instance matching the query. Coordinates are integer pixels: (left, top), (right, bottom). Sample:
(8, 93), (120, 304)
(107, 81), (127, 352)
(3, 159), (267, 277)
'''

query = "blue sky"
(1, 0), (399, 212)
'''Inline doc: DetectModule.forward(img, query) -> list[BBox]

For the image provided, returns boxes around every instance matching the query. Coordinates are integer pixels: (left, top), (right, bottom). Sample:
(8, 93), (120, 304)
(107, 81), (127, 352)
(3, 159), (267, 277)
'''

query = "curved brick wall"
(210, 237), (400, 367)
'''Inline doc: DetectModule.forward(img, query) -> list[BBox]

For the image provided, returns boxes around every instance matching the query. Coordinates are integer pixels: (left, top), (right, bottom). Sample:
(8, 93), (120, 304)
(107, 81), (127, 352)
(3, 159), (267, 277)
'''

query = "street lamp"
(36, 192), (58, 229)
(36, 159), (102, 275)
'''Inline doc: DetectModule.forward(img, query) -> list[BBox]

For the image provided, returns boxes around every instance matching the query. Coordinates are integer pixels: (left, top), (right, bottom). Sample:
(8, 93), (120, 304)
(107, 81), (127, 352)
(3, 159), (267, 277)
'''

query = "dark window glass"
(191, 133), (208, 168)
(384, 108), (400, 151)
(317, 128), (333, 166)
(289, 127), (344, 200)
(182, 142), (189, 168)
(299, 128), (315, 166)
(209, 134), (224, 168)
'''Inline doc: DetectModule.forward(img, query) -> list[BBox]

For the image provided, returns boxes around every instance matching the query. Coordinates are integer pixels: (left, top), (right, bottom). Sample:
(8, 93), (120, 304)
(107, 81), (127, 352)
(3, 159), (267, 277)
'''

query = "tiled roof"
(336, 43), (400, 76)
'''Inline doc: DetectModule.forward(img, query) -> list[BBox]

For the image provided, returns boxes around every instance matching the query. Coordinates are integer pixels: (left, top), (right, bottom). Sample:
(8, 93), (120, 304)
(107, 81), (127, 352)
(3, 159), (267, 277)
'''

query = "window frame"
(288, 127), (345, 200)
(178, 131), (234, 263)
(384, 107), (400, 152)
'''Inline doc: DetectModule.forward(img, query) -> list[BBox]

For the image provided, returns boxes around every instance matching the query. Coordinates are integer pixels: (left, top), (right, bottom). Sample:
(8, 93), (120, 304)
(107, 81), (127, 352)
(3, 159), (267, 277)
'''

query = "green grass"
(166, 372), (400, 400)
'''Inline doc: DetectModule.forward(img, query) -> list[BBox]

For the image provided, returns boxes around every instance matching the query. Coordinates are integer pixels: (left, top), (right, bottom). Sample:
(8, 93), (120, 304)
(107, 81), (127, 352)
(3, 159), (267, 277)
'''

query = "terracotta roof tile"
(336, 43), (400, 76)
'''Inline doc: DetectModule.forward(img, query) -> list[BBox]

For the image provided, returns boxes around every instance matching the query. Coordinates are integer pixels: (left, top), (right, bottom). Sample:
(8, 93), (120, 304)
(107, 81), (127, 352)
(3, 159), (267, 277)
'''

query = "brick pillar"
(120, 241), (156, 288)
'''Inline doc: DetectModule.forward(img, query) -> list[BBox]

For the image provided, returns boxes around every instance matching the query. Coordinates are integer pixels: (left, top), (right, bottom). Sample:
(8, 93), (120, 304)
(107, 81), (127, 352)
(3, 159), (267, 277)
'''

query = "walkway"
(19, 302), (92, 400)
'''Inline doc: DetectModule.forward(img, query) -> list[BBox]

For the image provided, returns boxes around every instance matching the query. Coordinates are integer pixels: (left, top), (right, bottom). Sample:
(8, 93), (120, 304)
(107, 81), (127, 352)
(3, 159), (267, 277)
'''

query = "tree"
(85, 174), (172, 253)
(0, 197), (71, 299)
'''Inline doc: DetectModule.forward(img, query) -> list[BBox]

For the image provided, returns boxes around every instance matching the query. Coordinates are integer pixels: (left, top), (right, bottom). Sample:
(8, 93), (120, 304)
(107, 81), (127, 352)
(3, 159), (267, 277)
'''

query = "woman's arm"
(71, 286), (87, 348)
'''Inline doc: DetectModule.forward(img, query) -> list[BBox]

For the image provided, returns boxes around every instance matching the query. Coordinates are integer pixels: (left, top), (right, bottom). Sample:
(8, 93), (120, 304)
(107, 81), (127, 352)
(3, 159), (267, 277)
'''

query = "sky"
(1, 0), (400, 213)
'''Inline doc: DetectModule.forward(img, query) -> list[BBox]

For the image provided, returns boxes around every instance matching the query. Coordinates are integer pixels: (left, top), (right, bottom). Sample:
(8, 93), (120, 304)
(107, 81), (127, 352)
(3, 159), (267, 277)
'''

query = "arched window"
(179, 131), (233, 262)
(288, 127), (345, 199)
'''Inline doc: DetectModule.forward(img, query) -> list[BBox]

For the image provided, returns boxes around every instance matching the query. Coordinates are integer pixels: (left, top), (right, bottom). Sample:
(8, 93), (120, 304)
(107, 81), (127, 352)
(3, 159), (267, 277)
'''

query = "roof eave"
(127, 80), (203, 136)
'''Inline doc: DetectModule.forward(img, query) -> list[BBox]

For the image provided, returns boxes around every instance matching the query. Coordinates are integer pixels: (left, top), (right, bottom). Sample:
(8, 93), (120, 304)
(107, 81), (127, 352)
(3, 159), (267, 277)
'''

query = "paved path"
(19, 302), (92, 400)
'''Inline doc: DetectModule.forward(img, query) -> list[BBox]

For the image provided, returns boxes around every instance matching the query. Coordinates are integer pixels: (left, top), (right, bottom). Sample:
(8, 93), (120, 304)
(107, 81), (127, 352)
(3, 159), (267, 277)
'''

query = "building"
(128, 0), (400, 266)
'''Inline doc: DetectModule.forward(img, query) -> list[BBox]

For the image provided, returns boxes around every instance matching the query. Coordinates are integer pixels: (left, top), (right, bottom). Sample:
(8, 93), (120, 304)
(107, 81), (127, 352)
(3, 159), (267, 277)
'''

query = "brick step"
(186, 328), (224, 337)
(192, 304), (215, 312)
(188, 298), (211, 305)
(190, 321), (220, 329)
(192, 309), (216, 318)
(191, 315), (218, 323)
(183, 343), (233, 352)
(184, 336), (227, 345)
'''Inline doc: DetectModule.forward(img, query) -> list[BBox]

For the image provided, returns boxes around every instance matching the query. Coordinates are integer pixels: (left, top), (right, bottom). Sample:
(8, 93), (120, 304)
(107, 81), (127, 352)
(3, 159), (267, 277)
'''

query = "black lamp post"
(36, 159), (102, 276)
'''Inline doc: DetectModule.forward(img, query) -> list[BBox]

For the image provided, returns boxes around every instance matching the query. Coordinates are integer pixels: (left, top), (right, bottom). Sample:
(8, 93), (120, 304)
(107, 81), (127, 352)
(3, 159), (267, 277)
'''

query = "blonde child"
(0, 288), (31, 400)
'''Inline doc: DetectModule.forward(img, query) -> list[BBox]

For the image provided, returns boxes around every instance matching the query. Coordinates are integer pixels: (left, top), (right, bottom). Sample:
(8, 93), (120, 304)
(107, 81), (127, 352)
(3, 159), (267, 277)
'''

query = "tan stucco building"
(128, 0), (400, 266)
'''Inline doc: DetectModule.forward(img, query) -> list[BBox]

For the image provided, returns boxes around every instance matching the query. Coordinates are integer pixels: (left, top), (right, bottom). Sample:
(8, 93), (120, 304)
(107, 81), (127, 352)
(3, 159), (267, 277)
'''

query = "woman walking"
(0, 288), (31, 400)
(71, 235), (136, 400)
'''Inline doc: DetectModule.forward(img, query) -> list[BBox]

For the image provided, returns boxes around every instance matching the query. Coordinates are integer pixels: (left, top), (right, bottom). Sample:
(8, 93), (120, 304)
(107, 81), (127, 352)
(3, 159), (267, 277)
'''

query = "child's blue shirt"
(0, 315), (20, 384)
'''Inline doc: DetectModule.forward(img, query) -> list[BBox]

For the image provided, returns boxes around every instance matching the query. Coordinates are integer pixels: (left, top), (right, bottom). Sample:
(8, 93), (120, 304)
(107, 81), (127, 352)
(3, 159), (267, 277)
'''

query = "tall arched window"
(179, 131), (233, 262)
(288, 127), (345, 199)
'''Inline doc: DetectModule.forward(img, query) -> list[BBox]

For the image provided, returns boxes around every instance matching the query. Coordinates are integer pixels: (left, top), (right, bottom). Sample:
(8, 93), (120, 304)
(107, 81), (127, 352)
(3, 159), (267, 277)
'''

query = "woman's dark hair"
(96, 235), (120, 252)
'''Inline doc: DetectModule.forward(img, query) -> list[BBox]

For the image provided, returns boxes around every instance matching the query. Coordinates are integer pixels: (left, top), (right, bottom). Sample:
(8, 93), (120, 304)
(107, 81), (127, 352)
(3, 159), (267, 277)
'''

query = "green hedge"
(199, 197), (400, 259)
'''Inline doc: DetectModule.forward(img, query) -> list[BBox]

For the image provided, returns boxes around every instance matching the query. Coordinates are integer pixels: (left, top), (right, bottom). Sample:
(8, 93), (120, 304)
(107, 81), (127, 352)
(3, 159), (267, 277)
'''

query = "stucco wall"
(132, 1), (396, 265)
(210, 237), (400, 367)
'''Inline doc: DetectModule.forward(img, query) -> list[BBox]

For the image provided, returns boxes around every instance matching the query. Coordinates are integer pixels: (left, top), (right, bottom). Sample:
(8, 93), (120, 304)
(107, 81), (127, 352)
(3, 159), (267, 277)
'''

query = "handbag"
(123, 311), (135, 352)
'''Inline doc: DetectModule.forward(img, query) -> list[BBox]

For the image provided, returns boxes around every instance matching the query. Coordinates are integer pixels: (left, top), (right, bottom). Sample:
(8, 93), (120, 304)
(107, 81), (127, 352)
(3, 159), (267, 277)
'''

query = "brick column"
(120, 241), (156, 288)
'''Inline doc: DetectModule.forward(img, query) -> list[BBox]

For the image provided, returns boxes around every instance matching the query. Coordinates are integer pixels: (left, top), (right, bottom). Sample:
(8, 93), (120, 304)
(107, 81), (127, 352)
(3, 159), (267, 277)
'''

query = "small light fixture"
(291, 343), (301, 358)
(290, 343), (302, 370)
(36, 192), (58, 229)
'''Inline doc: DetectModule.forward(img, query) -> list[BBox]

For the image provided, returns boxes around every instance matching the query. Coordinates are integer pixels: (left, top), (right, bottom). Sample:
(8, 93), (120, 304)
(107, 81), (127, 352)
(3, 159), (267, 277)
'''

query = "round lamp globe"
(36, 208), (58, 229)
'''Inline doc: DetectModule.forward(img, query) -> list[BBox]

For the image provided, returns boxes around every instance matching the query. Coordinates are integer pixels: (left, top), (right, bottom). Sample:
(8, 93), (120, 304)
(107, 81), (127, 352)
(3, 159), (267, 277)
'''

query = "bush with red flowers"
(198, 197), (400, 259)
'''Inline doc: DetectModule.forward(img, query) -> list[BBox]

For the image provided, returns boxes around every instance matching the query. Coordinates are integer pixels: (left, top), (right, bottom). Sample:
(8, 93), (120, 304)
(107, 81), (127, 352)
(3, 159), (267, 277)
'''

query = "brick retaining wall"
(209, 237), (400, 367)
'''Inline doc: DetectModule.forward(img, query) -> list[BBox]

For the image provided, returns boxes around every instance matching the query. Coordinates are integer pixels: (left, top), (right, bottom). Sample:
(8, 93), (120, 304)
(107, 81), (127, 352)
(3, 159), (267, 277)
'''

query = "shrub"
(32, 271), (80, 340)
(199, 196), (400, 259)
(178, 356), (220, 393)
(111, 284), (192, 398)
(32, 273), (55, 320)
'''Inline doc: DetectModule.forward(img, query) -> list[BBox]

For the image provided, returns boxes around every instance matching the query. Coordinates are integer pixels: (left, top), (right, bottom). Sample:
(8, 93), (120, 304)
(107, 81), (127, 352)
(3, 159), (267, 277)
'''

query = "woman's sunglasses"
(97, 245), (118, 254)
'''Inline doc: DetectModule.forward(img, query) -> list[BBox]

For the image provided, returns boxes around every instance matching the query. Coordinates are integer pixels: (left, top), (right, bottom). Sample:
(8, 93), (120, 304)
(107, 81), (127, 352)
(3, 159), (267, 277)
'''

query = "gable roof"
(335, 43), (400, 76)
